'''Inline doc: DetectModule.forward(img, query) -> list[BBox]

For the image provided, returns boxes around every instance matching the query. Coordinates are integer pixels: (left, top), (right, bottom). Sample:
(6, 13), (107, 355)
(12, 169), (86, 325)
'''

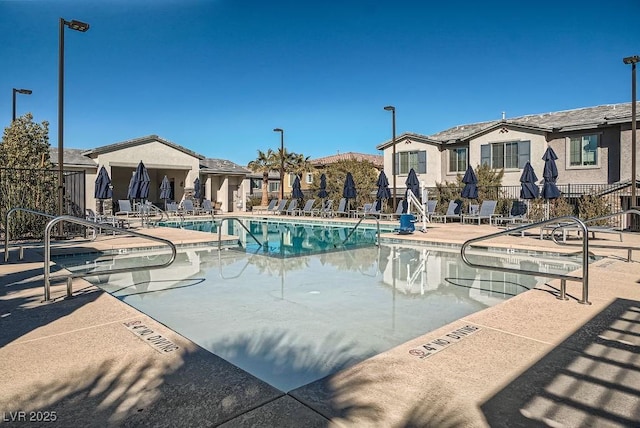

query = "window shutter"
(418, 151), (427, 173)
(481, 144), (491, 166)
(518, 141), (530, 169)
(394, 153), (399, 175)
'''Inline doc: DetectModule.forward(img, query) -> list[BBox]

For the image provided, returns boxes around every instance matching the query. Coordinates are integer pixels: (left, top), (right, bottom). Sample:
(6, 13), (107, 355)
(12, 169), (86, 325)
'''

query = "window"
(569, 135), (598, 166)
(481, 141), (530, 169)
(268, 181), (279, 192)
(251, 179), (262, 189)
(288, 173), (296, 186)
(449, 148), (468, 173)
(395, 150), (426, 174)
(305, 173), (313, 184)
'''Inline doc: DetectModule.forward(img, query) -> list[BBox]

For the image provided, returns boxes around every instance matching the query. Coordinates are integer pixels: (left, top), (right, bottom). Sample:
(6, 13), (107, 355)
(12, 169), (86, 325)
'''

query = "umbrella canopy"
(541, 147), (561, 199)
(292, 175), (304, 199)
(519, 161), (539, 199)
(94, 166), (113, 199)
(317, 173), (328, 199)
(376, 171), (391, 211)
(159, 175), (172, 200)
(461, 165), (478, 199)
(405, 168), (420, 201)
(343, 172), (357, 211)
(128, 161), (150, 200)
(194, 177), (202, 200)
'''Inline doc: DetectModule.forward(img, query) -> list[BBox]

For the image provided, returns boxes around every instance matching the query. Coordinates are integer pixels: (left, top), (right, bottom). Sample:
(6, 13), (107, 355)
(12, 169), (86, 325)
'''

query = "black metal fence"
(0, 168), (86, 240)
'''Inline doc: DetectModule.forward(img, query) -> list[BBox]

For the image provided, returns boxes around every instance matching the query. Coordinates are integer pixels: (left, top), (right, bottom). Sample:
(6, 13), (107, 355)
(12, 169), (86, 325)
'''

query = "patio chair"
(462, 200), (498, 225)
(430, 200), (463, 223)
(426, 200), (438, 220)
(115, 200), (134, 217)
(284, 199), (298, 215)
(312, 199), (333, 217)
(332, 198), (349, 217)
(200, 199), (214, 215)
(166, 202), (180, 216)
(355, 203), (372, 218)
(254, 199), (278, 214)
(297, 199), (316, 216)
(86, 209), (128, 232)
(272, 199), (288, 215)
(495, 200), (529, 226)
(181, 199), (197, 215)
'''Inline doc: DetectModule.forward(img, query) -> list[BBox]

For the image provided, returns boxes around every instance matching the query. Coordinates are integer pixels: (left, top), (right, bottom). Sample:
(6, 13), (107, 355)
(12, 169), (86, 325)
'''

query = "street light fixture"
(384, 105), (397, 209)
(624, 55), (639, 209)
(12, 88), (32, 122)
(273, 128), (285, 200)
(58, 17), (89, 223)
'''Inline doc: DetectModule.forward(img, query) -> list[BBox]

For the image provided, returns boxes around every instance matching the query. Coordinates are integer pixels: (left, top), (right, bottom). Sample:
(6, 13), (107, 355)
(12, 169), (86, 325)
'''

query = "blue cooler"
(396, 213), (416, 234)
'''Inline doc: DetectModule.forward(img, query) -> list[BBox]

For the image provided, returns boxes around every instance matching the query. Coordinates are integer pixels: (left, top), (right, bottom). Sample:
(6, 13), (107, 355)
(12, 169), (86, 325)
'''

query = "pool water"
(53, 243), (581, 392)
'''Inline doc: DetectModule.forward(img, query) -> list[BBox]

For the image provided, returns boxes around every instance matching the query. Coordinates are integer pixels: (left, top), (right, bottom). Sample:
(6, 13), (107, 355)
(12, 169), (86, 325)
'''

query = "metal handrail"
(4, 208), (57, 262)
(461, 216), (591, 305)
(342, 216), (381, 246)
(550, 209), (640, 262)
(217, 217), (263, 250)
(44, 215), (177, 301)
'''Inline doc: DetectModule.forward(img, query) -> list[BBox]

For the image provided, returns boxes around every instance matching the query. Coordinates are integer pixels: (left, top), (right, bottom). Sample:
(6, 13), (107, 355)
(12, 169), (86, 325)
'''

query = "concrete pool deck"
(1, 215), (639, 427)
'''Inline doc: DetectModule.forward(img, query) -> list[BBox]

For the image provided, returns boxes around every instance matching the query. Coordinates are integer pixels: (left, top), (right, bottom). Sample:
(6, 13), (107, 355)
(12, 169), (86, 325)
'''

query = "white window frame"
(268, 181), (280, 192)
(305, 173), (313, 184)
(448, 147), (468, 173)
(566, 134), (600, 169)
(481, 140), (530, 170)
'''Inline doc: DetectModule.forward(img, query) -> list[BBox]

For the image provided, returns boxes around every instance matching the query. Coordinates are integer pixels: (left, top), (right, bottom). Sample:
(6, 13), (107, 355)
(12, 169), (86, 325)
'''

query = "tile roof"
(378, 102), (640, 148)
(49, 148), (97, 167)
(82, 135), (205, 160)
(200, 158), (251, 174)
(311, 152), (383, 168)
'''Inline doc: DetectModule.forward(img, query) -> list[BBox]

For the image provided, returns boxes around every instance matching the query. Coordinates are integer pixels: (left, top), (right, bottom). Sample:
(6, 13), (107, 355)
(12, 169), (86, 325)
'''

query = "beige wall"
(382, 137), (441, 190)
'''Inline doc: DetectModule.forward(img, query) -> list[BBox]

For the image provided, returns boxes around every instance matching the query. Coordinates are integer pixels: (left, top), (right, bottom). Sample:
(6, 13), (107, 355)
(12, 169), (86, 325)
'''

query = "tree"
(323, 159), (378, 209)
(288, 153), (314, 179)
(248, 149), (278, 206)
(1, 113), (56, 239)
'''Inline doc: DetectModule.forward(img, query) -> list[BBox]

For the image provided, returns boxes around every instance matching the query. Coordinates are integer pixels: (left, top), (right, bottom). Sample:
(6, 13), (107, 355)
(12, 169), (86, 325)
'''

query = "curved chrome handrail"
(4, 208), (57, 262)
(44, 215), (177, 301)
(217, 217), (263, 250)
(342, 216), (381, 246)
(461, 216), (590, 305)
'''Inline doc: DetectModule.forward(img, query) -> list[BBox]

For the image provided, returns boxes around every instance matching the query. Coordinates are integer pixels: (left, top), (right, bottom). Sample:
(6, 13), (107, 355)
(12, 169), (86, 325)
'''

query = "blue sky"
(2, 0), (639, 166)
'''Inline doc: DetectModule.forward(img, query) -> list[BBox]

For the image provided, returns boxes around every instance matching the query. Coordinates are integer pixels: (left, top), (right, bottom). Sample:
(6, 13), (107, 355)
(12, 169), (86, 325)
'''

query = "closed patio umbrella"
(403, 168), (421, 213)
(194, 177), (202, 201)
(541, 147), (561, 219)
(519, 161), (539, 200)
(317, 173), (328, 199)
(128, 161), (150, 200)
(160, 175), (172, 209)
(461, 165), (478, 200)
(94, 166), (113, 200)
(292, 175), (304, 199)
(376, 170), (391, 211)
(343, 172), (357, 212)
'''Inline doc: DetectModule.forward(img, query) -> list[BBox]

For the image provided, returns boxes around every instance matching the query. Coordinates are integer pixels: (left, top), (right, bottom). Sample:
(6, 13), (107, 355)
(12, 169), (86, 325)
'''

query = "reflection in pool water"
(54, 243), (580, 392)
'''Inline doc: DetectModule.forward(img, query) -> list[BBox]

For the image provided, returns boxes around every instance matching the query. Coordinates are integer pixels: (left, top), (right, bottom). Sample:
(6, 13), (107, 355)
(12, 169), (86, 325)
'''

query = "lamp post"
(624, 55), (639, 209)
(12, 88), (32, 122)
(58, 18), (89, 224)
(273, 128), (285, 200)
(384, 106), (397, 209)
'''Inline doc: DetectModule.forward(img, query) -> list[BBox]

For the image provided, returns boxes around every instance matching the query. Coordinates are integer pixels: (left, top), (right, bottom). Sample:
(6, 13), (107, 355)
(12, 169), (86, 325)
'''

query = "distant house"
(52, 135), (250, 214)
(376, 102), (639, 198)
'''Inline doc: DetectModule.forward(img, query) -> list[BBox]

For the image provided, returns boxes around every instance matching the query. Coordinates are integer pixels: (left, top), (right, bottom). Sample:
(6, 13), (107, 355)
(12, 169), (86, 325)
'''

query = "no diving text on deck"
(409, 325), (480, 359)
(124, 320), (179, 353)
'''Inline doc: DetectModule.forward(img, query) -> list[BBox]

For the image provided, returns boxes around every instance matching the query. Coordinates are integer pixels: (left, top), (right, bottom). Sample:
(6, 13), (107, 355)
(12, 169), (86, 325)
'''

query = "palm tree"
(289, 153), (314, 181)
(248, 149), (278, 206)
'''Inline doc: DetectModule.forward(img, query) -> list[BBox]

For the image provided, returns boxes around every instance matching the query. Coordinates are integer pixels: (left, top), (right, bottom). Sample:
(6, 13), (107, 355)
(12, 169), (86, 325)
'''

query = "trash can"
(398, 213), (416, 234)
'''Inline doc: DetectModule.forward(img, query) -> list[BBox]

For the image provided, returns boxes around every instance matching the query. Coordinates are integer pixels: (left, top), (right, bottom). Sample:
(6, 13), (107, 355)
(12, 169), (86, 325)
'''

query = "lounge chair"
(462, 200), (498, 225)
(283, 199), (298, 216)
(255, 199), (278, 214)
(311, 200), (333, 217)
(181, 199), (197, 215)
(426, 200), (438, 220)
(332, 198), (349, 217)
(115, 200), (134, 217)
(200, 199), (214, 215)
(355, 203), (372, 217)
(297, 199), (316, 216)
(431, 200), (463, 223)
(165, 202), (180, 216)
(86, 209), (128, 232)
(272, 199), (288, 215)
(495, 200), (529, 226)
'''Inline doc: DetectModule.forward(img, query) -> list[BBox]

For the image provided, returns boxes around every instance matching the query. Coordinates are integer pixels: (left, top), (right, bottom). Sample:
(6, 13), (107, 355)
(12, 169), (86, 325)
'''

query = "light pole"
(384, 106), (397, 209)
(58, 18), (89, 223)
(12, 88), (32, 122)
(273, 128), (284, 200)
(624, 55), (639, 209)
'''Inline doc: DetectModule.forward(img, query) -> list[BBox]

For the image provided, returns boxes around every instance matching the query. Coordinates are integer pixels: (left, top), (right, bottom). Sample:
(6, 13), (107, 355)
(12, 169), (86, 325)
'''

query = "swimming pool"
(53, 242), (581, 392)
(160, 218), (393, 258)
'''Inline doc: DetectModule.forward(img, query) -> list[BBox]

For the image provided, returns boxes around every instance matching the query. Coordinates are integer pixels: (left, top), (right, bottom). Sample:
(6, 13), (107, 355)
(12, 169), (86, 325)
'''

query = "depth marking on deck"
(123, 320), (180, 354)
(409, 325), (480, 359)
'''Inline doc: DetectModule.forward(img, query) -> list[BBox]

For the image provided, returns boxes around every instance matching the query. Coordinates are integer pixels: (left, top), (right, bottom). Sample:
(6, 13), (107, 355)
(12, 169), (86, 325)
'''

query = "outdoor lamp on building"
(12, 88), (32, 122)
(624, 55), (639, 208)
(384, 105), (397, 209)
(58, 18), (89, 223)
(273, 128), (285, 200)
